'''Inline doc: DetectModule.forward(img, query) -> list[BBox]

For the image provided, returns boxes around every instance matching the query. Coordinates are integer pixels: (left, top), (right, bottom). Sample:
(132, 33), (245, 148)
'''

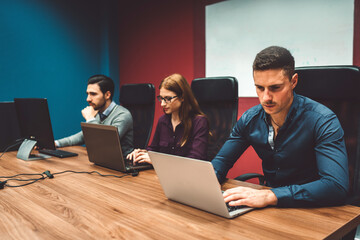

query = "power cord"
(0, 170), (138, 189)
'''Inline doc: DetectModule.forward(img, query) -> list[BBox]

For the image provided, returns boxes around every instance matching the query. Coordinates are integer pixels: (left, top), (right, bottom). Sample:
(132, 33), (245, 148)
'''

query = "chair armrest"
(234, 173), (266, 186)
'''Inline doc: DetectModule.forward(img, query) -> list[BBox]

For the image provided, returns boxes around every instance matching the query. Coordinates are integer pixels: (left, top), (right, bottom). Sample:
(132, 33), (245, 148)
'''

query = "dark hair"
(253, 46), (295, 80)
(87, 75), (114, 100)
(159, 73), (206, 147)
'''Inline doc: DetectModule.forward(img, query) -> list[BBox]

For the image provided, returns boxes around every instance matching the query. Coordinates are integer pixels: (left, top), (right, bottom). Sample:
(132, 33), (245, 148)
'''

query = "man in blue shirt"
(212, 46), (349, 208)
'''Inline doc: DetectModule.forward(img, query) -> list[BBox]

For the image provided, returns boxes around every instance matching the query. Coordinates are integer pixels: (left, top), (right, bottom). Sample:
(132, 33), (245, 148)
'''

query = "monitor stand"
(16, 139), (51, 161)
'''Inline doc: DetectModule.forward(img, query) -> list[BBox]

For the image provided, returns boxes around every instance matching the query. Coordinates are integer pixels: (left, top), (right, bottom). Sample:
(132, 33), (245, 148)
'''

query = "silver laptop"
(148, 151), (253, 218)
(81, 122), (152, 173)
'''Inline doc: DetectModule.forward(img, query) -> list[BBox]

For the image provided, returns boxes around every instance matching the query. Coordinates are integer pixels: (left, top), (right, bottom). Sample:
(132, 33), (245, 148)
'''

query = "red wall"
(118, 0), (205, 139)
(118, 0), (262, 183)
(118, 0), (360, 184)
(119, 0), (204, 141)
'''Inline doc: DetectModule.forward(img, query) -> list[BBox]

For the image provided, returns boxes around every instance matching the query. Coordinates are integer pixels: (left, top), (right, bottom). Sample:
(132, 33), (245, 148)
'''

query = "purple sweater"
(147, 114), (209, 160)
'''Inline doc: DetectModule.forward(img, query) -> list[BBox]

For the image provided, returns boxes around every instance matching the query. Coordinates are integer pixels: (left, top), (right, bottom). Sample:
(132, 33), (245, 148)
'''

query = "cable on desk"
(0, 173), (45, 179)
(53, 170), (132, 178)
(0, 170), (136, 189)
(5, 178), (45, 188)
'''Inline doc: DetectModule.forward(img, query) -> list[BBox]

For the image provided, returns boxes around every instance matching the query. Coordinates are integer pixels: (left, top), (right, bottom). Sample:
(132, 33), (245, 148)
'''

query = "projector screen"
(206, 0), (354, 97)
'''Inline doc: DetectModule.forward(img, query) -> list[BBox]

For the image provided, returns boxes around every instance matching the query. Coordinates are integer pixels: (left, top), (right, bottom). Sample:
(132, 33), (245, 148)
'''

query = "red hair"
(159, 73), (206, 147)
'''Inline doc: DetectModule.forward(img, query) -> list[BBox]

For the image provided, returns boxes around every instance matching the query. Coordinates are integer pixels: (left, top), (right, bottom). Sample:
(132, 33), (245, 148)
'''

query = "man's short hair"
(88, 75), (114, 100)
(253, 46), (295, 80)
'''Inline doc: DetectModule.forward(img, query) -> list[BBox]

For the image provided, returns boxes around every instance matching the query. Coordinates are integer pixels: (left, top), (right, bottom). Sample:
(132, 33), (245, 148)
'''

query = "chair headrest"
(295, 66), (360, 100)
(120, 83), (155, 105)
(191, 77), (238, 103)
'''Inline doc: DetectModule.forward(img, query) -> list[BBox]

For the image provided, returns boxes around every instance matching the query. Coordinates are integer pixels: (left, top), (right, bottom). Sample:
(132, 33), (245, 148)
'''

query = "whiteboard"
(206, 0), (354, 97)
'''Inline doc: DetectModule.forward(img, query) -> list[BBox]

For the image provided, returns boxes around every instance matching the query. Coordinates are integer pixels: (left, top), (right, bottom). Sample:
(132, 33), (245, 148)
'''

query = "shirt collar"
(164, 114), (183, 129)
(286, 93), (300, 122)
(262, 93), (300, 126)
(101, 101), (116, 117)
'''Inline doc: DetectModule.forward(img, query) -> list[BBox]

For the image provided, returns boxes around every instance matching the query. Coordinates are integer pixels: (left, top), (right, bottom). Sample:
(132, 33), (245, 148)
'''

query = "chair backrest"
(120, 83), (155, 149)
(191, 77), (238, 161)
(295, 66), (360, 199)
(0, 102), (21, 152)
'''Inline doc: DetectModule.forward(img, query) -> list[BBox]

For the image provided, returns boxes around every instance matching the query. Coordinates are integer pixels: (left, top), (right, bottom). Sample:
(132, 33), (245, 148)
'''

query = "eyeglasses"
(156, 95), (178, 103)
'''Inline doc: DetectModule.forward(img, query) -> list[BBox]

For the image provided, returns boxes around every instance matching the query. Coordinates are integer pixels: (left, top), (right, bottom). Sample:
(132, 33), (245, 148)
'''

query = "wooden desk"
(0, 146), (359, 240)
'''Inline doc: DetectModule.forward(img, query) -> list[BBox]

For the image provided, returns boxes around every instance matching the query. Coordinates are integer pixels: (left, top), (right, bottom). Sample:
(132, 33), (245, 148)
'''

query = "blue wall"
(0, 0), (119, 139)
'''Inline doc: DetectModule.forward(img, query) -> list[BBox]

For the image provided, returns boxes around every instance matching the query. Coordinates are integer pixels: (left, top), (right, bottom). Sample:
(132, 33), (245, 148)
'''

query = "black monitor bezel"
(14, 98), (56, 150)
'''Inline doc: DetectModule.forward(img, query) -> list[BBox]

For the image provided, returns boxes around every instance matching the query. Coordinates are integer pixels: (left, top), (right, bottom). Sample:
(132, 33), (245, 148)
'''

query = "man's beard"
(93, 98), (107, 111)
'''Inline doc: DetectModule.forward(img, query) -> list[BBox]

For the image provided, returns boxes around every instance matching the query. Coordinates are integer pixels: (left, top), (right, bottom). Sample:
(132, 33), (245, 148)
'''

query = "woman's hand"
(126, 149), (152, 164)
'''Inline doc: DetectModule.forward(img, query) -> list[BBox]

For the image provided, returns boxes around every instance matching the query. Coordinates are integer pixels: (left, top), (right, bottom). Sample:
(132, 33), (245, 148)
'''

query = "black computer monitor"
(0, 102), (22, 152)
(14, 98), (77, 160)
(14, 98), (56, 150)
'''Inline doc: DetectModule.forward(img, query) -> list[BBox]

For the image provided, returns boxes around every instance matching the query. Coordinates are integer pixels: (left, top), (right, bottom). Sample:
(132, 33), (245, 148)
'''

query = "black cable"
(0, 172), (47, 188)
(0, 138), (25, 159)
(0, 173), (45, 178)
(6, 179), (44, 188)
(53, 170), (131, 178)
(0, 170), (135, 188)
(5, 177), (45, 182)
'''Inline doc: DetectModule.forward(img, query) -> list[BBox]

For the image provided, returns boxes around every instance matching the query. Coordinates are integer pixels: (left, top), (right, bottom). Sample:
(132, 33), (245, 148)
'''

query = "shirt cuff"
(270, 186), (293, 207)
(213, 168), (226, 184)
(86, 118), (97, 123)
(55, 140), (60, 148)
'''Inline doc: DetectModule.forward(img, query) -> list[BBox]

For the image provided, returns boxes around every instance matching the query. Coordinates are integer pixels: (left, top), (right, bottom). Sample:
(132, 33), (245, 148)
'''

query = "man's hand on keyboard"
(223, 186), (277, 208)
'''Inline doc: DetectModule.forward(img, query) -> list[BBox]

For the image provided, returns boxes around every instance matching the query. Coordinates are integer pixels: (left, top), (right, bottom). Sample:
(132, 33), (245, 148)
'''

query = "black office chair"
(191, 77), (238, 161)
(120, 83), (155, 149)
(297, 66), (360, 240)
(236, 66), (360, 204)
(295, 66), (360, 205)
(0, 102), (22, 152)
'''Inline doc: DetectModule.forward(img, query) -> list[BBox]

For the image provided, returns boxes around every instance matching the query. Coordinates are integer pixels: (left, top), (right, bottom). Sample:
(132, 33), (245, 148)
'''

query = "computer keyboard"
(126, 159), (153, 171)
(222, 191), (244, 212)
(38, 149), (78, 158)
(226, 202), (243, 212)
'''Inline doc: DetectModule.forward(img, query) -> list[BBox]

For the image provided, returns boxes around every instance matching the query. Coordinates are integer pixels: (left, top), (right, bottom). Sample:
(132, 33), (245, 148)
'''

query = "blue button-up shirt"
(212, 93), (349, 207)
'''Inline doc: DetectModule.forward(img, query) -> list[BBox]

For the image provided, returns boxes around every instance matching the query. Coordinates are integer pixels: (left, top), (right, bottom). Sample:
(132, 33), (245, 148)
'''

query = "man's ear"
(291, 73), (298, 90)
(104, 91), (111, 100)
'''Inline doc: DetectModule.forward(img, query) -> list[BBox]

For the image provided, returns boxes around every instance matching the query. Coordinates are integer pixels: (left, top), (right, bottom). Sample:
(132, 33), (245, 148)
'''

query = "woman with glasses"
(127, 73), (209, 164)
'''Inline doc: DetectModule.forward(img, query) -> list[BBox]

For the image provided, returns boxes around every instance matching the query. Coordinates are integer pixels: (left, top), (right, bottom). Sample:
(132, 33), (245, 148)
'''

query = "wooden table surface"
(0, 146), (359, 240)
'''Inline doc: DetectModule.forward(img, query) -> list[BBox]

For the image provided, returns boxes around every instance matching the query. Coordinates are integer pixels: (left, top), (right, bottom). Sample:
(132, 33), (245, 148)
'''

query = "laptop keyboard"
(226, 202), (243, 212)
(222, 191), (244, 212)
(39, 149), (78, 158)
(126, 159), (153, 171)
